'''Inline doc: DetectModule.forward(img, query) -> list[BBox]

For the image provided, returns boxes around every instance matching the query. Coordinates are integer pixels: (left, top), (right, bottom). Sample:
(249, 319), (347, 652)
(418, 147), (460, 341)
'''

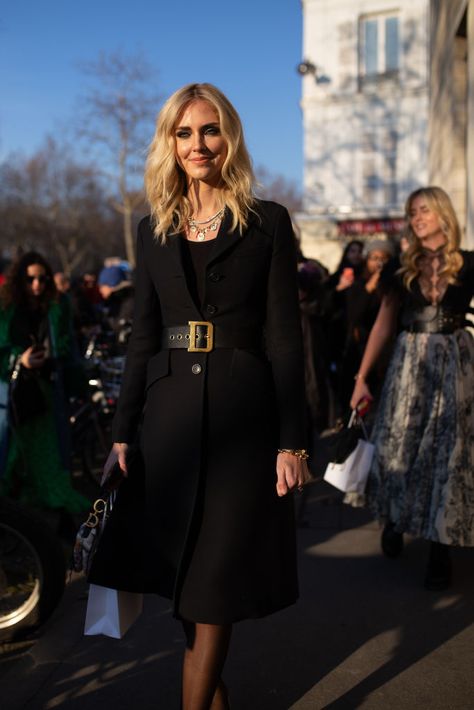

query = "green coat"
(0, 298), (90, 513)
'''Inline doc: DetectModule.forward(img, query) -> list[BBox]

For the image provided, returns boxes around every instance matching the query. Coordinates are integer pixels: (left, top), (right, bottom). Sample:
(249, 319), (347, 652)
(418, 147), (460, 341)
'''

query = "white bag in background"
(323, 437), (375, 494)
(84, 584), (143, 639)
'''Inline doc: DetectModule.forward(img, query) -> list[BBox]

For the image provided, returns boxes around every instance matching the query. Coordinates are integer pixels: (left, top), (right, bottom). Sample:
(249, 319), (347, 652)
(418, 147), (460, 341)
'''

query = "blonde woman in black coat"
(102, 83), (310, 710)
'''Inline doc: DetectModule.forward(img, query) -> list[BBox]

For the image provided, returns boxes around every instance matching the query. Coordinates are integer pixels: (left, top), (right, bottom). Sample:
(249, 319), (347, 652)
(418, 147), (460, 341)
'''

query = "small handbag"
(323, 411), (374, 494)
(73, 462), (123, 575)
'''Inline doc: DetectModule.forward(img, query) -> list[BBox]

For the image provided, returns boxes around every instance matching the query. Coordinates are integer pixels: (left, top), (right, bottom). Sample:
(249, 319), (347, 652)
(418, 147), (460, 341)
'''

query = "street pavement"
(1, 479), (474, 710)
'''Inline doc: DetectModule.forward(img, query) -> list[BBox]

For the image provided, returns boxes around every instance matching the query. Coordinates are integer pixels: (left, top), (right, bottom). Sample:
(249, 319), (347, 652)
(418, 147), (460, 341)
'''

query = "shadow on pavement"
(2, 480), (473, 710)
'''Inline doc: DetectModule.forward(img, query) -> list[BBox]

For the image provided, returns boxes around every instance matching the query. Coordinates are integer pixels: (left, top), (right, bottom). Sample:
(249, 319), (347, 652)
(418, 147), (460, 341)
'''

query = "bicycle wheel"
(0, 498), (66, 642)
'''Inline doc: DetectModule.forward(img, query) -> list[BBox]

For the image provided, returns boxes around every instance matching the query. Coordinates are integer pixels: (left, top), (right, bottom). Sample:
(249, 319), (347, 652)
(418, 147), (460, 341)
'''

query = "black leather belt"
(402, 306), (465, 335)
(161, 321), (262, 353)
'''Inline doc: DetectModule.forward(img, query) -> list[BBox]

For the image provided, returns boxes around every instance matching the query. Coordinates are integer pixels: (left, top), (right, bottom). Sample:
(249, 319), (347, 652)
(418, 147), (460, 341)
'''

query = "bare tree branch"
(75, 50), (161, 266)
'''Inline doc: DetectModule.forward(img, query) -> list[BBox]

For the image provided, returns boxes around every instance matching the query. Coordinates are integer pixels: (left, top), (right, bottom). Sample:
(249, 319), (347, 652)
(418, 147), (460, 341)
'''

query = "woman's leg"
(181, 620), (232, 710)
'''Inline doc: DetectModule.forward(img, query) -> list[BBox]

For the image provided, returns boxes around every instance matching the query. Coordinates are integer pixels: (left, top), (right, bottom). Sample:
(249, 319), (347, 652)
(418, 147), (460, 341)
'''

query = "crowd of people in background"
(0, 252), (136, 538)
(296, 235), (402, 432)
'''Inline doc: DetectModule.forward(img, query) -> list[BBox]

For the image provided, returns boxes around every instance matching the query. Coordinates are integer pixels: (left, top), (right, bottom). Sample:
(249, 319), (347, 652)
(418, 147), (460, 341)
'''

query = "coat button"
(208, 272), (222, 282)
(191, 364), (202, 375)
(206, 304), (218, 315)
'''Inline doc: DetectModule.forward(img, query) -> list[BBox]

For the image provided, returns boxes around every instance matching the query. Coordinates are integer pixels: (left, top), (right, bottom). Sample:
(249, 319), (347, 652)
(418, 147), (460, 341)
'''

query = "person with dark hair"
(97, 83), (310, 709)
(351, 187), (474, 590)
(323, 239), (365, 419)
(337, 240), (394, 411)
(0, 251), (89, 516)
(333, 239), (364, 282)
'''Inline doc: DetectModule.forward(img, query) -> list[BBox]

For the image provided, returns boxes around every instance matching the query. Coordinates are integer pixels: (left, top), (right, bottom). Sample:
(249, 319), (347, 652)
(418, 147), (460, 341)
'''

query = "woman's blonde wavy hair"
(144, 83), (257, 242)
(399, 186), (464, 290)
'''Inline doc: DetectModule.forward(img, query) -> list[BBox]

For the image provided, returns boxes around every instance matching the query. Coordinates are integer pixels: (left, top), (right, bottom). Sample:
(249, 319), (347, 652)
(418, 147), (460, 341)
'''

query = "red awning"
(338, 218), (405, 236)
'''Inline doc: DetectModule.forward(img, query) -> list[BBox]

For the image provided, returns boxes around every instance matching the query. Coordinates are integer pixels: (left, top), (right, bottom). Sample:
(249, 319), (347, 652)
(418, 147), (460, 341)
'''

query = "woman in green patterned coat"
(0, 251), (90, 514)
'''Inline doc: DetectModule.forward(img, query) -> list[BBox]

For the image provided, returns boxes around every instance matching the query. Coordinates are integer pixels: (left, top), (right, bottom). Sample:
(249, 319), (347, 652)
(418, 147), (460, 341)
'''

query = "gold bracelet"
(278, 448), (309, 460)
(354, 373), (366, 381)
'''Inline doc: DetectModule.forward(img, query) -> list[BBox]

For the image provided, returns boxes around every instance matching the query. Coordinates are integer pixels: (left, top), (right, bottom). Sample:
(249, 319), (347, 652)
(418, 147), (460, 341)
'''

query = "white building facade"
(298, 0), (473, 269)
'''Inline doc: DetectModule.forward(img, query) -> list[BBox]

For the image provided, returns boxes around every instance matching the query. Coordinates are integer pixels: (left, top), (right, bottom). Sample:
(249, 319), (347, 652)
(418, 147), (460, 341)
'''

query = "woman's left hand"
(276, 452), (313, 497)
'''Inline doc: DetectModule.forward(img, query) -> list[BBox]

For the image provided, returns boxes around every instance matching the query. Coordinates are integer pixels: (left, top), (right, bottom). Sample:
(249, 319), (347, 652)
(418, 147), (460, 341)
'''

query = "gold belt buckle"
(188, 321), (214, 353)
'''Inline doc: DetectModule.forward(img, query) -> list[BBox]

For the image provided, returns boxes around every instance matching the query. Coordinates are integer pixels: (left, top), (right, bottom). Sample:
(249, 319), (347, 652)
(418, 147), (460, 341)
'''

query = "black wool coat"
(95, 200), (307, 624)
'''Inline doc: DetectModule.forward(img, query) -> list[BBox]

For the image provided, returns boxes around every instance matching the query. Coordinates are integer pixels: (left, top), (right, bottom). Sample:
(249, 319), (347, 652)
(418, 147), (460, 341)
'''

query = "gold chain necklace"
(187, 208), (225, 241)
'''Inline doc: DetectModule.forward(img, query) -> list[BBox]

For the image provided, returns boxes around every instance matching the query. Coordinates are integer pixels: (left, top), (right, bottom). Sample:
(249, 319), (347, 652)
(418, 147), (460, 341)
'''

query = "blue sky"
(0, 1), (304, 187)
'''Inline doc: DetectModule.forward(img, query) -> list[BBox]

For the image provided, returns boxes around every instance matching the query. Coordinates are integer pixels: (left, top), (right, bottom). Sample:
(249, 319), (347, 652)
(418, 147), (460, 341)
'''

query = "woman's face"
(25, 263), (48, 298)
(174, 100), (228, 186)
(345, 243), (363, 266)
(408, 195), (444, 244)
(366, 249), (390, 274)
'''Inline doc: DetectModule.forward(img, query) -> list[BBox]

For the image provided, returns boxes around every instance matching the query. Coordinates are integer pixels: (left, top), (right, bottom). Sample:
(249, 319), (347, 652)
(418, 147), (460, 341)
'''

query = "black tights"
(181, 620), (232, 710)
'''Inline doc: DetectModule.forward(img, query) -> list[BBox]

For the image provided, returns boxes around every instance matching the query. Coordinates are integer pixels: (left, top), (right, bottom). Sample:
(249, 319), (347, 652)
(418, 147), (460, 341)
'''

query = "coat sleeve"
(112, 221), (162, 442)
(265, 205), (307, 449)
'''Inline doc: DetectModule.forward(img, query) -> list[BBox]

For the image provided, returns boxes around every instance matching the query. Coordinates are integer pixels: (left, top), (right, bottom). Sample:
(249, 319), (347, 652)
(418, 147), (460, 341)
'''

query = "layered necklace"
(187, 208), (225, 241)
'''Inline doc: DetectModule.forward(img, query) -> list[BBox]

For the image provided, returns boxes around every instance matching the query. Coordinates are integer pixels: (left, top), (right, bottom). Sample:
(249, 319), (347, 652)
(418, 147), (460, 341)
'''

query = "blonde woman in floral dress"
(351, 186), (474, 590)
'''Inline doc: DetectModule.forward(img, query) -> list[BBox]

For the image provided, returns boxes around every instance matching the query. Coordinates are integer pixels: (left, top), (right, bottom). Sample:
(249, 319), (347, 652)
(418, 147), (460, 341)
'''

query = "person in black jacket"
(323, 240), (364, 419)
(98, 83), (311, 710)
(338, 240), (393, 411)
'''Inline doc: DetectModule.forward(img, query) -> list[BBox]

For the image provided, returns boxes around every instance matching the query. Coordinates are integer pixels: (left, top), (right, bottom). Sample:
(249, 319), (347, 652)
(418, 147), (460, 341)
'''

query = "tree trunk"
(123, 204), (135, 267)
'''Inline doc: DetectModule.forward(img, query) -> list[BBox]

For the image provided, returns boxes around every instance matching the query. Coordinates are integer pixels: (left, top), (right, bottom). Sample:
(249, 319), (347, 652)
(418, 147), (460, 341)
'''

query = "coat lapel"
(165, 231), (186, 272)
(207, 209), (245, 266)
(161, 232), (202, 319)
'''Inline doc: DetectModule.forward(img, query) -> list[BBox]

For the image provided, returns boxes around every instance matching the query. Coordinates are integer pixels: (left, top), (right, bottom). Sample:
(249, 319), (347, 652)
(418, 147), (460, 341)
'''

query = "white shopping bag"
(323, 438), (375, 494)
(84, 584), (143, 639)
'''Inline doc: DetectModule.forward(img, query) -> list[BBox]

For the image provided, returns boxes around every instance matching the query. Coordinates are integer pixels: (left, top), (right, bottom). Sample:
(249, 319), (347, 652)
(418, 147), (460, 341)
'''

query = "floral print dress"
(366, 249), (474, 546)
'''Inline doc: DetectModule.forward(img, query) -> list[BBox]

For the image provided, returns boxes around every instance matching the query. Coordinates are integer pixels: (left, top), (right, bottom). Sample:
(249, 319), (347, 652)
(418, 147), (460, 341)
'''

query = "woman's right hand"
(350, 378), (373, 411)
(336, 270), (354, 291)
(102, 442), (129, 483)
(20, 346), (46, 369)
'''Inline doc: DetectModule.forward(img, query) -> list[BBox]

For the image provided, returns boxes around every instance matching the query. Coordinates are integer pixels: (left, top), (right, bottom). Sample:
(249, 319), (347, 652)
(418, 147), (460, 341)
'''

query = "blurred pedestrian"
(97, 82), (310, 709)
(54, 271), (71, 294)
(0, 252), (90, 521)
(97, 261), (134, 330)
(296, 256), (331, 525)
(81, 272), (102, 305)
(324, 240), (364, 419)
(351, 186), (474, 590)
(337, 240), (394, 411)
(297, 257), (331, 434)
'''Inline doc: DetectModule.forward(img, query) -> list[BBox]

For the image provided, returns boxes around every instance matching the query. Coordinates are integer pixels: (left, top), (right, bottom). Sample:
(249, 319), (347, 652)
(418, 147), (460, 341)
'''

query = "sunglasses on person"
(25, 275), (48, 284)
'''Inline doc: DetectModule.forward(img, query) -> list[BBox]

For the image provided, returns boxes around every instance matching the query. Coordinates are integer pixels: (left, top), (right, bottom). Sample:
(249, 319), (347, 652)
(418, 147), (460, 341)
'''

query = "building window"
(359, 12), (400, 84)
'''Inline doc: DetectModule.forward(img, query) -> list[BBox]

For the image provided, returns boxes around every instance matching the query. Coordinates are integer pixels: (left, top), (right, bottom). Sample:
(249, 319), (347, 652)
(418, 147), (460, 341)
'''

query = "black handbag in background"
(9, 361), (46, 426)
